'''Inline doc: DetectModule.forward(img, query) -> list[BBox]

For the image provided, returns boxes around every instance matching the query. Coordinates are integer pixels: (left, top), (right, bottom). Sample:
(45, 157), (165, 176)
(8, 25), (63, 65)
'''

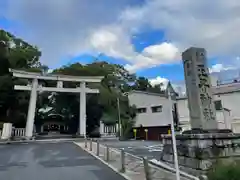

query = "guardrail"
(82, 139), (203, 180)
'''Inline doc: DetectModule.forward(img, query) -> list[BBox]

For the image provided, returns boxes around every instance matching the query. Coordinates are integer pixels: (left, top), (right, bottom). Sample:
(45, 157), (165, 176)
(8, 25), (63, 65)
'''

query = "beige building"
(128, 80), (240, 136)
(178, 80), (240, 133)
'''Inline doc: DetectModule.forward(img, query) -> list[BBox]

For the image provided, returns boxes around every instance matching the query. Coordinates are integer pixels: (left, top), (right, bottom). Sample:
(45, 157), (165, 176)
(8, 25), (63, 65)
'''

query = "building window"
(151, 105), (163, 113)
(137, 108), (147, 113)
(214, 100), (222, 110)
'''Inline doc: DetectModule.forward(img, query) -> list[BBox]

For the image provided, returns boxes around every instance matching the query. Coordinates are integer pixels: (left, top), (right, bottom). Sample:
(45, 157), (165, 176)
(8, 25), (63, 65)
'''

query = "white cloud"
(3, 0), (139, 67)
(120, 0), (240, 62)
(149, 76), (187, 96)
(209, 64), (236, 73)
(88, 27), (179, 72)
(149, 76), (169, 89)
(209, 57), (240, 74)
(88, 26), (136, 59)
(143, 43), (179, 60)
(3, 0), (240, 71)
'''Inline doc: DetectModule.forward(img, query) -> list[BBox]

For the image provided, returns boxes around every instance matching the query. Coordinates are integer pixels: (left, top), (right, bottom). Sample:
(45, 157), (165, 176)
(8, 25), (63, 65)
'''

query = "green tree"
(133, 76), (151, 91)
(0, 29), (43, 124)
(51, 62), (137, 136)
(132, 76), (165, 93)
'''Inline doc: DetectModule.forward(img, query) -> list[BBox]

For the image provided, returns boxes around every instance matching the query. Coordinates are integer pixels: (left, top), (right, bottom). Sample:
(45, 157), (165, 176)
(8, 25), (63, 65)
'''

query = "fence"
(83, 139), (202, 180)
(100, 121), (118, 137)
(12, 128), (25, 137)
(0, 128), (25, 139)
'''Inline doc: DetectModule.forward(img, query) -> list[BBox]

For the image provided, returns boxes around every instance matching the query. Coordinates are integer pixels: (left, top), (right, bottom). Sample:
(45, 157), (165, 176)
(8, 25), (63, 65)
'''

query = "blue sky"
(1, 0), (240, 92)
(0, 16), (185, 81)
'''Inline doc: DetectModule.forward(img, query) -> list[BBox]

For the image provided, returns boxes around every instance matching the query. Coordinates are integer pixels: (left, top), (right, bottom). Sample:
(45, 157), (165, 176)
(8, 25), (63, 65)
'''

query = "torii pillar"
(79, 82), (87, 137)
(25, 78), (38, 138)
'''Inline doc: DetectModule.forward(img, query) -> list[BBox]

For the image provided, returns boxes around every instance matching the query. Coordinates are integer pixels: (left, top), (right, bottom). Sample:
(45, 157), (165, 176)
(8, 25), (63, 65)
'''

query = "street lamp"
(168, 89), (180, 180)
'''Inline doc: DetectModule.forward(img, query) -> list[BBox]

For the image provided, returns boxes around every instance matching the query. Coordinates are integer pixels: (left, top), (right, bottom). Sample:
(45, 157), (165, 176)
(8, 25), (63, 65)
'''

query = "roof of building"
(129, 81), (178, 98)
(129, 90), (167, 97)
(213, 81), (240, 94)
(177, 81), (240, 100)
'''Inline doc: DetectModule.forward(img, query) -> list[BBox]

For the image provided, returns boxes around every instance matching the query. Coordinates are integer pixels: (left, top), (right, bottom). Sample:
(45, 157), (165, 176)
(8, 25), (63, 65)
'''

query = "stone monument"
(182, 47), (218, 130)
(160, 47), (240, 176)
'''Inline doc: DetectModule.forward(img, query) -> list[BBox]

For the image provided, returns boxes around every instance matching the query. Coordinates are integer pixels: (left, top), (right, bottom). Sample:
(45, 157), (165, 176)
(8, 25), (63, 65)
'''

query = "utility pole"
(168, 89), (180, 180)
(117, 92), (129, 140)
(117, 97), (122, 138)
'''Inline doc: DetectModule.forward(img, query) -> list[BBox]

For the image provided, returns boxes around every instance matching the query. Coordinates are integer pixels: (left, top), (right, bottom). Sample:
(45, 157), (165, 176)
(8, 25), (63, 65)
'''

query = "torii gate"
(10, 69), (103, 139)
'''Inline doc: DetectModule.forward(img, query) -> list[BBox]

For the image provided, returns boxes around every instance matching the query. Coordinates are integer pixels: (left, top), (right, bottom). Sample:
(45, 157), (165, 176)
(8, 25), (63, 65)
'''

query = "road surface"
(0, 142), (126, 180)
(101, 140), (163, 160)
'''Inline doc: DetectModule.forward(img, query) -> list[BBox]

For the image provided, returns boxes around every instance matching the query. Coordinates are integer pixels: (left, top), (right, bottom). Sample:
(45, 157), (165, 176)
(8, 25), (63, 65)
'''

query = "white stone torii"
(9, 69), (103, 139)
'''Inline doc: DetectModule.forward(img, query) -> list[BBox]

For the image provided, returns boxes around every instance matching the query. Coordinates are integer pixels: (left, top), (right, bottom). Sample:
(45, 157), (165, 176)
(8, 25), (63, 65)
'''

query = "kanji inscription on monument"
(182, 47), (218, 130)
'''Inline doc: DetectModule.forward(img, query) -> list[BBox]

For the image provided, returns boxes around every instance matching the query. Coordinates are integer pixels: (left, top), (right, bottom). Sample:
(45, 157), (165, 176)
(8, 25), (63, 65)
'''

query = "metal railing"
(84, 139), (202, 180)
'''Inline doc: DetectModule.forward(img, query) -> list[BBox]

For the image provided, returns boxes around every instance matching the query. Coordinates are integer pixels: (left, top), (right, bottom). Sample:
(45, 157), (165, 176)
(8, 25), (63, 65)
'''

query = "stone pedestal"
(161, 131), (240, 173)
(1, 123), (13, 140)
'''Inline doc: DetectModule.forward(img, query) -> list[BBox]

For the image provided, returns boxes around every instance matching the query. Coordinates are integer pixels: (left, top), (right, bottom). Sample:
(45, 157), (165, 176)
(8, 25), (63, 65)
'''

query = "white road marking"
(145, 144), (163, 148)
(148, 149), (163, 152)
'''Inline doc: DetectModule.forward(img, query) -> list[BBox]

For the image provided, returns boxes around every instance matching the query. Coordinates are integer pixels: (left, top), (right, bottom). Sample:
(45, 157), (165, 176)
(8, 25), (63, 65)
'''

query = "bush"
(207, 160), (240, 180)
(88, 130), (100, 138)
(120, 118), (135, 140)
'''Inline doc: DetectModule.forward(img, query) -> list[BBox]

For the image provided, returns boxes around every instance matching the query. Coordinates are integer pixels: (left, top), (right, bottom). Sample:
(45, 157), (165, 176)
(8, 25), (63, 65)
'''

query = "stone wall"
(161, 133), (240, 171)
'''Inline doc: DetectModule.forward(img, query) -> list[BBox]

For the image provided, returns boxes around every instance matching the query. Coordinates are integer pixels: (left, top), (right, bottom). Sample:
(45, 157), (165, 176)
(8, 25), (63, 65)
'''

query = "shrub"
(207, 160), (240, 180)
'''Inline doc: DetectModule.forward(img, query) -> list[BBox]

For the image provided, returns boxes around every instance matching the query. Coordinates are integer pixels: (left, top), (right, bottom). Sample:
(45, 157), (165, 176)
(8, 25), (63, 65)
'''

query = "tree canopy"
(0, 29), (166, 135)
(0, 29), (44, 124)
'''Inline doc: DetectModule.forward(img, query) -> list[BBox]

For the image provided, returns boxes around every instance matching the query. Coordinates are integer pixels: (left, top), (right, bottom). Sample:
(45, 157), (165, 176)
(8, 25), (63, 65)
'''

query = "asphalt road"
(0, 142), (126, 180)
(101, 140), (163, 161)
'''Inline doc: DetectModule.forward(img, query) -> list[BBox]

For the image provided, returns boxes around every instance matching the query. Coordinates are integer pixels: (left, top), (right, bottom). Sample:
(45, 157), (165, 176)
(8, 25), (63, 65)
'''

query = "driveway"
(0, 142), (126, 180)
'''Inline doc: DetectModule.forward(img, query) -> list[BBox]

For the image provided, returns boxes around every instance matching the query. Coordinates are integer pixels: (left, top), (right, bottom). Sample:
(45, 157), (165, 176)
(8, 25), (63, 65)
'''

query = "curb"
(0, 138), (84, 145)
(73, 142), (132, 180)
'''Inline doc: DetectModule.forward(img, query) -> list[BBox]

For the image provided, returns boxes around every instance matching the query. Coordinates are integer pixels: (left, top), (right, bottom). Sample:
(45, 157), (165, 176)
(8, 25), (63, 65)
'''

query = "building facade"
(128, 90), (178, 140)
(128, 80), (240, 140)
(178, 81), (240, 133)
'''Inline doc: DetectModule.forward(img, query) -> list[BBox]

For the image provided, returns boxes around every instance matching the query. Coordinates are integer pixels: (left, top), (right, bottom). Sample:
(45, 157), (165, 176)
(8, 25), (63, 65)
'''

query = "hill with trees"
(0, 29), (166, 136)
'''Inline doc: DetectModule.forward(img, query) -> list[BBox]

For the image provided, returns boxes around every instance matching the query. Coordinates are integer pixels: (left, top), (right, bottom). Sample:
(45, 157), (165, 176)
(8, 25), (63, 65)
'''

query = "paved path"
(0, 142), (126, 180)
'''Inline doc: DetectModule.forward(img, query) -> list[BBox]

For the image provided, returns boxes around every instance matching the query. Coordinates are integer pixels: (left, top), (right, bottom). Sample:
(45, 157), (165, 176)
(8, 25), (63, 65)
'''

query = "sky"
(1, 0), (240, 95)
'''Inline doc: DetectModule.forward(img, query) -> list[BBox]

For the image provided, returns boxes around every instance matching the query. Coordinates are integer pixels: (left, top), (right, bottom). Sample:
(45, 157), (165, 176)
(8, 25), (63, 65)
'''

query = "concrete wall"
(177, 95), (238, 132)
(178, 110), (230, 132)
(232, 120), (240, 133)
(128, 89), (240, 133)
(214, 92), (240, 122)
(128, 92), (173, 127)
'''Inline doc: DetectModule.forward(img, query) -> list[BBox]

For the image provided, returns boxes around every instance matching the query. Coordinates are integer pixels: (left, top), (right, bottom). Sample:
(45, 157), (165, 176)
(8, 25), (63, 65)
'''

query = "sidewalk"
(74, 141), (146, 180)
(75, 140), (200, 180)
